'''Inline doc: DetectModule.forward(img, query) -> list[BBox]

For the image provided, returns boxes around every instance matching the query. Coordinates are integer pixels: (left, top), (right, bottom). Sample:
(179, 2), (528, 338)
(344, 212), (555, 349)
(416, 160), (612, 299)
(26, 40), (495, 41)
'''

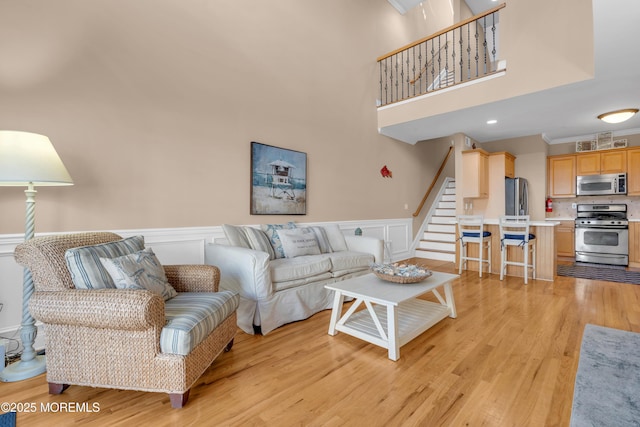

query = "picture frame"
(250, 142), (307, 215)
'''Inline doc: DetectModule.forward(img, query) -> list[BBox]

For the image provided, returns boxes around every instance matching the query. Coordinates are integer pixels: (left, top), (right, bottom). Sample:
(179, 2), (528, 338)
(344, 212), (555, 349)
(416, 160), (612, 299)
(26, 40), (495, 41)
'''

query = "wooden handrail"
(377, 3), (506, 62)
(412, 145), (454, 217)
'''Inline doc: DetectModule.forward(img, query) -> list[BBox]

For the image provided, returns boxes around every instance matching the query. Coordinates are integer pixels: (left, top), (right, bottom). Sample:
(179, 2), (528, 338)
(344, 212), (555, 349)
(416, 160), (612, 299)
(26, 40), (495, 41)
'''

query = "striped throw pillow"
(65, 235), (145, 289)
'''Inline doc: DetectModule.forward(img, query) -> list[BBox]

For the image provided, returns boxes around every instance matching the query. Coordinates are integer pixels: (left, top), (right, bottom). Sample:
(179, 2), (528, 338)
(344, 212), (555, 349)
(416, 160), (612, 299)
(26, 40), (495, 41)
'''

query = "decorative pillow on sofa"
(277, 228), (321, 258)
(100, 247), (177, 301)
(306, 226), (333, 253)
(65, 235), (145, 289)
(261, 222), (297, 258)
(322, 223), (348, 252)
(244, 227), (276, 260)
(222, 224), (251, 249)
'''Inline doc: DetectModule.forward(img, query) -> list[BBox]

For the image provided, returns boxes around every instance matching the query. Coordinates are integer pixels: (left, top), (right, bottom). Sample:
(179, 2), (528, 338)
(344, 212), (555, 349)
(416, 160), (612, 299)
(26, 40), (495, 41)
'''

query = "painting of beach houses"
(251, 142), (307, 215)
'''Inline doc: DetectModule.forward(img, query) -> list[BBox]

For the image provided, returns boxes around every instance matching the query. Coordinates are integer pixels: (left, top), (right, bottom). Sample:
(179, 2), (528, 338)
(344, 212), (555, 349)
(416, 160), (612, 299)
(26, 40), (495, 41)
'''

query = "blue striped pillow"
(243, 227), (276, 260)
(65, 235), (145, 289)
(307, 226), (333, 253)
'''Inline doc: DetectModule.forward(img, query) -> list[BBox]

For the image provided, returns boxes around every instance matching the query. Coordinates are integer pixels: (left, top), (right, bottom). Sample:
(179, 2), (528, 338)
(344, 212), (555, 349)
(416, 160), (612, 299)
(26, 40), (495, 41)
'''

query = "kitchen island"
(455, 219), (559, 281)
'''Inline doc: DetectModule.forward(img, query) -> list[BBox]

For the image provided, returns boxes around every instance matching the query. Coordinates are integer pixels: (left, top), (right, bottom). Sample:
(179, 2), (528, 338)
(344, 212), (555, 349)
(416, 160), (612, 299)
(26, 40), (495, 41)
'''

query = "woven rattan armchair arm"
(163, 265), (220, 293)
(29, 289), (165, 330)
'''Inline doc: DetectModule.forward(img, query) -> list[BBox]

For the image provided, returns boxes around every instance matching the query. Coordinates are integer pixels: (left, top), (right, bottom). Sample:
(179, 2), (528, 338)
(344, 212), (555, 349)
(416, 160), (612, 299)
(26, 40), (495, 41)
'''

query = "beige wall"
(0, 0), (455, 235)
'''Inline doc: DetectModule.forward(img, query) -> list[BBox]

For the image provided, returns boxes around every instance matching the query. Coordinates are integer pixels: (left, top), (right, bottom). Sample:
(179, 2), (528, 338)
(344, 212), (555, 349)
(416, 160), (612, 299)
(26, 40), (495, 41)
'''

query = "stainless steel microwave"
(576, 173), (627, 196)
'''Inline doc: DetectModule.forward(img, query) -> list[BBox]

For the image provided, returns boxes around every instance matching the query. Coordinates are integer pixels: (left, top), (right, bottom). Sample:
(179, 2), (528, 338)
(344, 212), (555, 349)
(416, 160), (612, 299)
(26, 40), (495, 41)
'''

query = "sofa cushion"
(244, 227), (276, 260)
(328, 251), (374, 273)
(261, 222), (297, 259)
(100, 247), (177, 301)
(270, 255), (332, 283)
(278, 228), (321, 258)
(222, 224), (251, 249)
(273, 272), (333, 292)
(65, 235), (145, 290)
(160, 291), (239, 356)
(323, 224), (348, 252)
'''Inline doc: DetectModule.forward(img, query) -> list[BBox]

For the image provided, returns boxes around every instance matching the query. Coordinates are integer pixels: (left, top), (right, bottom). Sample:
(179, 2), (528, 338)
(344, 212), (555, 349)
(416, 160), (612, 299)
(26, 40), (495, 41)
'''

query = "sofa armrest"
(344, 235), (384, 263)
(164, 264), (220, 293)
(205, 244), (272, 301)
(29, 289), (165, 330)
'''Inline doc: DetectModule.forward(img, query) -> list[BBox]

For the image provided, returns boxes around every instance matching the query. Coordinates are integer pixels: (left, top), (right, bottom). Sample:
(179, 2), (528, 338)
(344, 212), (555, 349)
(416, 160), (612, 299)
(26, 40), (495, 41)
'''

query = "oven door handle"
(575, 225), (629, 230)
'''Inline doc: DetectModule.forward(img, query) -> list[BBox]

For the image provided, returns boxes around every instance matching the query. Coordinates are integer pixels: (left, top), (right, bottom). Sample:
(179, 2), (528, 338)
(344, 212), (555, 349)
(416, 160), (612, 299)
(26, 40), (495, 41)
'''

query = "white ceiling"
(385, 0), (640, 144)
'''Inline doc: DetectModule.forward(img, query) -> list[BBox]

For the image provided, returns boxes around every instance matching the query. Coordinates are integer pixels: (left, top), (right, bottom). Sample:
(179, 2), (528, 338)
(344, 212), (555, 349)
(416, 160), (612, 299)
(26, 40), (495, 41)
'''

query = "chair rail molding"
(0, 218), (411, 349)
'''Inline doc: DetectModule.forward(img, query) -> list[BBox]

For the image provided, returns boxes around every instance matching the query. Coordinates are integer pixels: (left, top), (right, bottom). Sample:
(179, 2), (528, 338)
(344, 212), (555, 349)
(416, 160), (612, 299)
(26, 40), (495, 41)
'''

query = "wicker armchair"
(15, 232), (237, 408)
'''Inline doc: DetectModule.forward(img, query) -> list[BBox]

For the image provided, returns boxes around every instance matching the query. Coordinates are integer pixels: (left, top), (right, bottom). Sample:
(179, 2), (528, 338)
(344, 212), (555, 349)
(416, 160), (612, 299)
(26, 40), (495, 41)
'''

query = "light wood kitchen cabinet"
(576, 153), (600, 175)
(462, 149), (489, 198)
(630, 222), (640, 268)
(575, 150), (626, 175)
(601, 150), (626, 174)
(556, 220), (575, 258)
(627, 148), (640, 196)
(547, 154), (576, 198)
(503, 152), (516, 178)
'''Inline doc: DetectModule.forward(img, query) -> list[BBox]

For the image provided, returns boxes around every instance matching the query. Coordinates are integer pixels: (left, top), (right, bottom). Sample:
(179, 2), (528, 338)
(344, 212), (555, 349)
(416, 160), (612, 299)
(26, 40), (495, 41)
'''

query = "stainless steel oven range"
(575, 204), (628, 266)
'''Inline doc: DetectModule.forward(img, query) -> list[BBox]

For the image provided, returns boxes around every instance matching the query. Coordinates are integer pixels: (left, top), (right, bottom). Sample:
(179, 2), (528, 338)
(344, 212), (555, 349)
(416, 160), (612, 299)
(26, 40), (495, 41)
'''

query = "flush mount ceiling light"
(597, 108), (639, 124)
(486, 119), (498, 124)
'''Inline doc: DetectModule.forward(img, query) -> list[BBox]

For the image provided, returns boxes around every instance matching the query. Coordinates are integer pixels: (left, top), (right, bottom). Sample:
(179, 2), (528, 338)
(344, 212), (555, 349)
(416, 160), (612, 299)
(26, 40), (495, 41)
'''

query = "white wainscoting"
(0, 218), (412, 351)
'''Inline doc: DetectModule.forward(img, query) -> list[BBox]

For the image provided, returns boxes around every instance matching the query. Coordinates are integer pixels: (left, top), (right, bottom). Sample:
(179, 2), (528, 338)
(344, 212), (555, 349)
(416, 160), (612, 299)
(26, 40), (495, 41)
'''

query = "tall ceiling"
(385, 0), (640, 144)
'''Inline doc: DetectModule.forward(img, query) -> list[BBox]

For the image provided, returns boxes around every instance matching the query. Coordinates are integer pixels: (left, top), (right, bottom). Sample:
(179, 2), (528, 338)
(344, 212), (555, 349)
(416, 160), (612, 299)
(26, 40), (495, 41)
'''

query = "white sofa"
(205, 223), (383, 335)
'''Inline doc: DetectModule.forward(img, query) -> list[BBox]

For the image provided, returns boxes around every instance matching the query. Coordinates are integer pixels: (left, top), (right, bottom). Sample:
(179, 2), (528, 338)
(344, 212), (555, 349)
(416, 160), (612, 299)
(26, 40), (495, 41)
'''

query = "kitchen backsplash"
(546, 195), (640, 220)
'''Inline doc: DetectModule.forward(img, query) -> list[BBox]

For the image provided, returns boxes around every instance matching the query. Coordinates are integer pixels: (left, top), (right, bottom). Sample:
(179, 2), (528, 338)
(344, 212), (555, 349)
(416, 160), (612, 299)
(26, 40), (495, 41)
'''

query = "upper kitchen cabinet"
(462, 149), (489, 198)
(575, 153), (600, 175)
(501, 152), (516, 179)
(576, 150), (627, 175)
(601, 150), (627, 174)
(628, 147), (640, 196)
(547, 154), (576, 198)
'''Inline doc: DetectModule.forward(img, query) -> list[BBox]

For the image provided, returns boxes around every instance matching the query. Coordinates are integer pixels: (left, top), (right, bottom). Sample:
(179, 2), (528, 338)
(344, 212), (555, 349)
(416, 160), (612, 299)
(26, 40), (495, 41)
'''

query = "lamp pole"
(0, 183), (46, 381)
(0, 130), (73, 382)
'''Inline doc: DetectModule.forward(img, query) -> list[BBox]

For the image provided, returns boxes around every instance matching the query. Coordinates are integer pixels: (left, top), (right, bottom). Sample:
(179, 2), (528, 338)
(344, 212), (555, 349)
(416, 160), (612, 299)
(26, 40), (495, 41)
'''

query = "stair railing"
(413, 145), (454, 218)
(378, 3), (506, 106)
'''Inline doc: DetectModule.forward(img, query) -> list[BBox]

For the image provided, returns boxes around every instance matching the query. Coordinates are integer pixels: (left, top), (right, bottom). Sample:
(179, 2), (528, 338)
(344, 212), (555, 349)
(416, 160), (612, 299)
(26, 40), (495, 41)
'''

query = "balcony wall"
(378, 0), (594, 141)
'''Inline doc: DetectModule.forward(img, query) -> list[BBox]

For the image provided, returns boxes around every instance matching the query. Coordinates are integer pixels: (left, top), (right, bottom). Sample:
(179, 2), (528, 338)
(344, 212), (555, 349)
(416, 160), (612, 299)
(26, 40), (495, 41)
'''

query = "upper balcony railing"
(377, 3), (506, 107)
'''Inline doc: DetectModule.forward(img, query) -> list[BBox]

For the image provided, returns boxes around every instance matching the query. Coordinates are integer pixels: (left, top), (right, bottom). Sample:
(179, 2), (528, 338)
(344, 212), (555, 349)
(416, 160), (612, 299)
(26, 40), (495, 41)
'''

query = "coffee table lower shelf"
(326, 271), (458, 361)
(335, 299), (452, 351)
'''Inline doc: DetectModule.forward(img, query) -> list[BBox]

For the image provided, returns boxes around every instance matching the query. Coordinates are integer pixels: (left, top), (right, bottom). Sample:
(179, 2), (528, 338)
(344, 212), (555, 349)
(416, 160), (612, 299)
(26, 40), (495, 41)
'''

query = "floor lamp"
(0, 130), (73, 382)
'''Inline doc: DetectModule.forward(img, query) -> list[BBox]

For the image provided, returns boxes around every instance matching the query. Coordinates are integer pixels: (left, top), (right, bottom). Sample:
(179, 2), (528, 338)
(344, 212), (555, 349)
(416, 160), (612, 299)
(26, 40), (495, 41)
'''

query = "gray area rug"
(571, 324), (640, 427)
(558, 264), (640, 284)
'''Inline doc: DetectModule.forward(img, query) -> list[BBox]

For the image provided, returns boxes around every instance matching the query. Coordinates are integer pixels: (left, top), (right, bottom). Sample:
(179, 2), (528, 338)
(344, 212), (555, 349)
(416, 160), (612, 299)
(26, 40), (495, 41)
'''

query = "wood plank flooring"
(3, 259), (640, 426)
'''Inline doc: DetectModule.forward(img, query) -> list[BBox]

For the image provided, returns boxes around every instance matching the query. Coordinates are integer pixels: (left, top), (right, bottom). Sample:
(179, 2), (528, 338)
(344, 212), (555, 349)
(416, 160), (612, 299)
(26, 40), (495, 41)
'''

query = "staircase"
(415, 179), (456, 262)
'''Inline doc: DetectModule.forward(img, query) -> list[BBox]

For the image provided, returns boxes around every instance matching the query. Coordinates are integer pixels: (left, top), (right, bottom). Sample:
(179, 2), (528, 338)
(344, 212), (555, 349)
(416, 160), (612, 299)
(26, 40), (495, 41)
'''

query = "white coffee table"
(325, 271), (458, 361)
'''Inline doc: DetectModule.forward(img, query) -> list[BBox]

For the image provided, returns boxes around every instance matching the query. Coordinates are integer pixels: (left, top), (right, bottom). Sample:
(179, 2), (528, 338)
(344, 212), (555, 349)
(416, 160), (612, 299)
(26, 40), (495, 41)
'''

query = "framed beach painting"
(250, 142), (307, 215)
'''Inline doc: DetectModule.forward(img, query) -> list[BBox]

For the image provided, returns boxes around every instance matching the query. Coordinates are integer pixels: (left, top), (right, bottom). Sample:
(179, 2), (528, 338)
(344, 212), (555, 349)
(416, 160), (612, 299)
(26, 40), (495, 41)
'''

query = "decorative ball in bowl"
(370, 263), (432, 284)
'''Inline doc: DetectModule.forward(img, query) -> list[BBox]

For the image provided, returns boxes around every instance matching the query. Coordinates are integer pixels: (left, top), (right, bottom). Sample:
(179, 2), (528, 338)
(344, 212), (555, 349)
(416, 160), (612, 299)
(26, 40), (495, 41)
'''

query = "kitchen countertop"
(452, 219), (559, 226)
(483, 219), (558, 226)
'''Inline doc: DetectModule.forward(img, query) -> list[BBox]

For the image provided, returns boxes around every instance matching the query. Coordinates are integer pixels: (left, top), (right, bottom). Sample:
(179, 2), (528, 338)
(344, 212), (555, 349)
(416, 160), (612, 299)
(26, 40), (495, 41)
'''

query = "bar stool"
(498, 215), (536, 284)
(457, 215), (492, 277)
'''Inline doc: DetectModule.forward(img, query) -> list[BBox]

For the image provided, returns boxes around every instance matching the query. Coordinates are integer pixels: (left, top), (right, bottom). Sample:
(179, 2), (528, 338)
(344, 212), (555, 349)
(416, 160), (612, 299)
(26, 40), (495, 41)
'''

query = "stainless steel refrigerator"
(505, 177), (529, 215)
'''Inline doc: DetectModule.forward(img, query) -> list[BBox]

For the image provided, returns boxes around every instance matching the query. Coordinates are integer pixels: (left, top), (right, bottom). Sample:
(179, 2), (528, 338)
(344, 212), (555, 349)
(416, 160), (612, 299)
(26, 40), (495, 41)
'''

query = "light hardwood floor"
(3, 259), (640, 426)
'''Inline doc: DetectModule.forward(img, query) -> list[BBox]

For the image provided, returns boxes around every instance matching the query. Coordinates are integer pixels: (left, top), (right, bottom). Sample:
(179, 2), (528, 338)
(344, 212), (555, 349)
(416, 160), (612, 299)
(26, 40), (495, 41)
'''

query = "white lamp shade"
(0, 130), (73, 186)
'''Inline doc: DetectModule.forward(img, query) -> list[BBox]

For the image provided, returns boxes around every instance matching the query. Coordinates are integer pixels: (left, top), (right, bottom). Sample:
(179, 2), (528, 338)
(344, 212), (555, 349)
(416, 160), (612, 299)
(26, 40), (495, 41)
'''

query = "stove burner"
(575, 203), (628, 228)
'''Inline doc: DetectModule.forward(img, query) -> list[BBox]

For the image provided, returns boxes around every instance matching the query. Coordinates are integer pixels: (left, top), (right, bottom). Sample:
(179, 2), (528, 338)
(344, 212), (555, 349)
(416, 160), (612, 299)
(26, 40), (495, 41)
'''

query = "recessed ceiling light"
(486, 119), (498, 125)
(597, 108), (638, 124)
